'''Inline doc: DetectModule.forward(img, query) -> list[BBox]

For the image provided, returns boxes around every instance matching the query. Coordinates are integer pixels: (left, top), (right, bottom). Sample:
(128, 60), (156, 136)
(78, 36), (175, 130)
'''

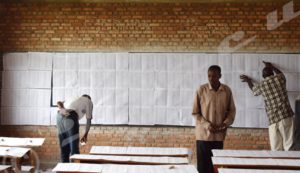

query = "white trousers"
(269, 116), (294, 151)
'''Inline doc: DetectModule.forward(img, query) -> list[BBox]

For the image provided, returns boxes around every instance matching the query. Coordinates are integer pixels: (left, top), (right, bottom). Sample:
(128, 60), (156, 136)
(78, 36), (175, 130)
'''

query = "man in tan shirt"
(192, 65), (236, 173)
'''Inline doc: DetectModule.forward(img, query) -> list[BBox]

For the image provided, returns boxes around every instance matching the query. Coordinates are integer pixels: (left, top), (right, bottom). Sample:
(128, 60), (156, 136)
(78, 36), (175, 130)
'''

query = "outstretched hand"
(240, 74), (251, 82)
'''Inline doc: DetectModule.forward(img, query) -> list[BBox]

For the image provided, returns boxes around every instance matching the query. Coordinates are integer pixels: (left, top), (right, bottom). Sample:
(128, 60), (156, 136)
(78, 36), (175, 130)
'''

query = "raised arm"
(240, 75), (254, 90)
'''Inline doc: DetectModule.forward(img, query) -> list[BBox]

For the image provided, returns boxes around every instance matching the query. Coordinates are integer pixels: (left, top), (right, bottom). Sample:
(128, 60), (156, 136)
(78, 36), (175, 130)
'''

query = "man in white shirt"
(56, 94), (93, 162)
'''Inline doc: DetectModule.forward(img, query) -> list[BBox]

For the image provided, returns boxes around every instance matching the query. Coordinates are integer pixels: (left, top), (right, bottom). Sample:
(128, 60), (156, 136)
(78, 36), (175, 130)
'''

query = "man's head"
(262, 67), (274, 78)
(208, 65), (222, 86)
(82, 94), (91, 100)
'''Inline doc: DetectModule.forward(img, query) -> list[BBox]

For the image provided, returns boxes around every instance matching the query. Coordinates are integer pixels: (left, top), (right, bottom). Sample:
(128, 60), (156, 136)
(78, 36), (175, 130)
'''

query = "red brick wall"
(0, 1), (299, 52)
(1, 0), (293, 168)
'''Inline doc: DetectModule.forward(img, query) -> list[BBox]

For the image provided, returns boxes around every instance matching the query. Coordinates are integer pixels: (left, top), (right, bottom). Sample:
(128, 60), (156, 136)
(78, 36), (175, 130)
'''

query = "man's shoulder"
(199, 83), (209, 90)
(221, 84), (232, 91)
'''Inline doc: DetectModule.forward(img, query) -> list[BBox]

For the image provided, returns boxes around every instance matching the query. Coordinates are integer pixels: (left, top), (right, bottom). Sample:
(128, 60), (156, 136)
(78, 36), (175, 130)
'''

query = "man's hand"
(80, 133), (88, 144)
(240, 75), (251, 82)
(216, 123), (227, 132)
(208, 124), (217, 133)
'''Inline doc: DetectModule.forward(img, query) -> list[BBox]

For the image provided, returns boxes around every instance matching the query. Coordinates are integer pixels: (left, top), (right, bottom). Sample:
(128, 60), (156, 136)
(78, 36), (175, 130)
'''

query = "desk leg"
(29, 150), (36, 173)
(14, 158), (22, 173)
(213, 165), (219, 173)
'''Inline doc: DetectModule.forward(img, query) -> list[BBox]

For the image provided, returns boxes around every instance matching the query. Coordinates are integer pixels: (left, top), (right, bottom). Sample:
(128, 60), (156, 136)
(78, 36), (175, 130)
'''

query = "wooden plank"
(0, 137), (45, 147)
(212, 157), (300, 173)
(0, 165), (12, 173)
(70, 154), (189, 165)
(53, 163), (198, 173)
(212, 149), (300, 159)
(219, 168), (300, 173)
(0, 147), (30, 158)
(90, 146), (190, 157)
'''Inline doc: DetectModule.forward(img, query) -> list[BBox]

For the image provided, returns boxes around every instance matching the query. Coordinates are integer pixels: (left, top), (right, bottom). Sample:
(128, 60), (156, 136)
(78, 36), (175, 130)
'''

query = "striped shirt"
(252, 73), (294, 125)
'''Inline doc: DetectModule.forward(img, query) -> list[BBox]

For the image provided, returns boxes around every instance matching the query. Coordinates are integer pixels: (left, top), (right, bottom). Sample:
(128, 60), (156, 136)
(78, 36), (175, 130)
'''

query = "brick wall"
(0, 1), (299, 52)
(0, 0), (293, 168)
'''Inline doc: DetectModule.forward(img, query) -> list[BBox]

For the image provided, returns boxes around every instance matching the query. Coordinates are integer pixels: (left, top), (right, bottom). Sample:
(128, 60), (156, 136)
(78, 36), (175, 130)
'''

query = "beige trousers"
(268, 116), (294, 151)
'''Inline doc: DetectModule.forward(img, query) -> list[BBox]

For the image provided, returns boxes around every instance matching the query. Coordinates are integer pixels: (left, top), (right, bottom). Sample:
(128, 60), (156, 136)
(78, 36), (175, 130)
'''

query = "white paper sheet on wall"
(3, 53), (28, 70)
(53, 53), (66, 69)
(2, 52), (300, 127)
(2, 71), (29, 89)
(116, 53), (129, 70)
(28, 52), (52, 70)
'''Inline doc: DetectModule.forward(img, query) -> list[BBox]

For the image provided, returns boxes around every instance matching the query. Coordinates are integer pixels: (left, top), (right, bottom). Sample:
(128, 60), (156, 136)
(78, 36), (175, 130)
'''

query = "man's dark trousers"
(196, 140), (223, 173)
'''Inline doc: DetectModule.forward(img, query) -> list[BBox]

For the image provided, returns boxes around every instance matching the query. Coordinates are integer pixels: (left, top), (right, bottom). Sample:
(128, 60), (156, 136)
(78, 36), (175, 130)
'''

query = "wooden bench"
(90, 146), (191, 157)
(0, 137), (45, 173)
(70, 154), (189, 165)
(218, 168), (300, 173)
(0, 147), (31, 173)
(0, 165), (12, 173)
(53, 163), (198, 173)
(212, 157), (300, 173)
(212, 149), (300, 159)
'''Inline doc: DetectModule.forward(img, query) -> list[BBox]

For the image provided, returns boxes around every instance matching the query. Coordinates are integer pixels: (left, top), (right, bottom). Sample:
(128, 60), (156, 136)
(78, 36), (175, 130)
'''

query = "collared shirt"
(192, 83), (236, 141)
(252, 73), (294, 125)
(64, 96), (93, 120)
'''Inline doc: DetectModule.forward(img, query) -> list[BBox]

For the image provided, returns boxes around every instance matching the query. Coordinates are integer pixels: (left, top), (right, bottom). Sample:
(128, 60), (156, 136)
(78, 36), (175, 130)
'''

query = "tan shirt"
(192, 83), (236, 141)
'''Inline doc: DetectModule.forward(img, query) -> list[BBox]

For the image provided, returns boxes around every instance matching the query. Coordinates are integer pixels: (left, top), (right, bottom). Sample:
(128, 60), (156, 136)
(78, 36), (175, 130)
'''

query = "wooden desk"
(53, 163), (198, 173)
(212, 157), (300, 173)
(212, 149), (300, 159)
(90, 146), (190, 157)
(0, 137), (45, 147)
(0, 137), (45, 172)
(0, 147), (30, 173)
(0, 165), (12, 173)
(218, 168), (300, 173)
(70, 154), (189, 165)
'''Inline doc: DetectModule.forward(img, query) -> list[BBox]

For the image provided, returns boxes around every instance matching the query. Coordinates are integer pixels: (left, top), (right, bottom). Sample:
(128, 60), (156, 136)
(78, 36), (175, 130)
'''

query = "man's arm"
(81, 119), (91, 143)
(192, 91), (217, 133)
(81, 102), (93, 143)
(240, 75), (254, 90)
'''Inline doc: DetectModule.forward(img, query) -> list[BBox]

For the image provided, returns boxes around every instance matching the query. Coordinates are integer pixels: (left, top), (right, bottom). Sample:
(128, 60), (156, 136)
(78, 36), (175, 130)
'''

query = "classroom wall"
(1, 0), (298, 167)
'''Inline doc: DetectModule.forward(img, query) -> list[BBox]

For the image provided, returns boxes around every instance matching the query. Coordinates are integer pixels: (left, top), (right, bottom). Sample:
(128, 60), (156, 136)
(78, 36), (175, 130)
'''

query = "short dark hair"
(82, 94), (91, 100)
(208, 65), (221, 74)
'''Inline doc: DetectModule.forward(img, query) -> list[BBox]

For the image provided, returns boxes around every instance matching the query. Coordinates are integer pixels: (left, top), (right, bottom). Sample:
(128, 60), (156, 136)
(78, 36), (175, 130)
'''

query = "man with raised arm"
(240, 61), (294, 151)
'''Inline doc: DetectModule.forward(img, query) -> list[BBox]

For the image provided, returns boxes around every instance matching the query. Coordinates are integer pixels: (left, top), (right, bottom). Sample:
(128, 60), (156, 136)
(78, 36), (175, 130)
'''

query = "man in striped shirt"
(240, 61), (294, 151)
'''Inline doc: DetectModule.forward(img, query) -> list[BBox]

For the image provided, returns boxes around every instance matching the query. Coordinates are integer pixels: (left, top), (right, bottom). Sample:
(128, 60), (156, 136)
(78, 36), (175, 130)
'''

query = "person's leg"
(278, 117), (294, 151)
(197, 140), (213, 173)
(67, 111), (80, 156)
(269, 122), (284, 150)
(57, 114), (71, 162)
(207, 141), (224, 173)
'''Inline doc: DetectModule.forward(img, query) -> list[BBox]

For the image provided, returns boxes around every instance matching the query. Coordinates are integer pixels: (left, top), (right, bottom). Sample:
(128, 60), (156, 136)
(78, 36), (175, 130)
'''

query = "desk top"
(0, 147), (30, 158)
(70, 154), (189, 165)
(212, 157), (300, 167)
(90, 146), (190, 157)
(53, 163), (198, 173)
(218, 168), (300, 173)
(0, 165), (11, 171)
(0, 137), (45, 147)
(212, 149), (300, 159)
